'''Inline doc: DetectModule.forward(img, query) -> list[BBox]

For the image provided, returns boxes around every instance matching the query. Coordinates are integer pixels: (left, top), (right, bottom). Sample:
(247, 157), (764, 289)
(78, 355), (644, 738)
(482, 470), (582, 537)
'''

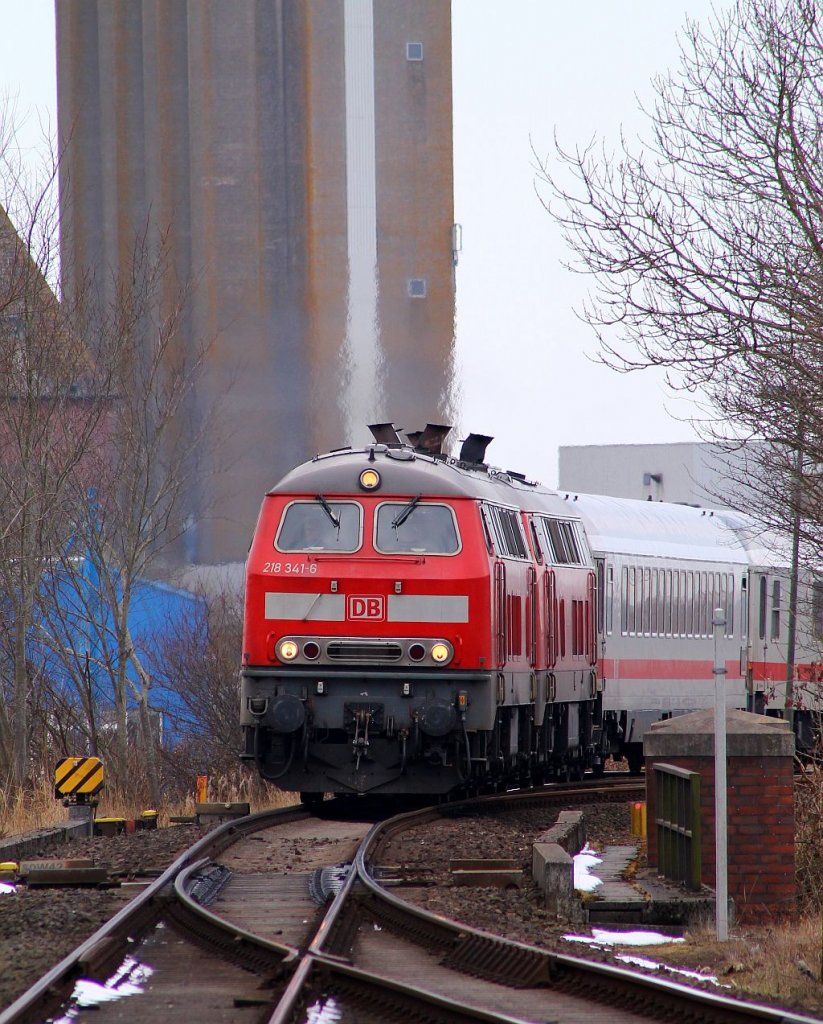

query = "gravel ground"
(377, 800), (638, 959)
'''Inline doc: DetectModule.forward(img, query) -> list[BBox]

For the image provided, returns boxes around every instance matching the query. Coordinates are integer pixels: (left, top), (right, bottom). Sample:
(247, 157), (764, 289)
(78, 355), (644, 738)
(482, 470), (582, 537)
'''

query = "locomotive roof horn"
(459, 433), (494, 465)
(368, 422), (402, 445)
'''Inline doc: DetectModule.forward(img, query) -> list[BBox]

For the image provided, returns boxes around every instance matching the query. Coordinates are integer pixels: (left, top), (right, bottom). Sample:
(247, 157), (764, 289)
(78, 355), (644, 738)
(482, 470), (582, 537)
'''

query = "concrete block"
(533, 841), (574, 916)
(535, 809), (585, 854)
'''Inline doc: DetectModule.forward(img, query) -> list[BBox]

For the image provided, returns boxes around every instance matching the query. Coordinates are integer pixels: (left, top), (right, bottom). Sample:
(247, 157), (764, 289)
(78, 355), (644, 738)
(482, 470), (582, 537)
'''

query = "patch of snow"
(562, 928), (684, 947)
(52, 955), (154, 1021)
(573, 844), (603, 892)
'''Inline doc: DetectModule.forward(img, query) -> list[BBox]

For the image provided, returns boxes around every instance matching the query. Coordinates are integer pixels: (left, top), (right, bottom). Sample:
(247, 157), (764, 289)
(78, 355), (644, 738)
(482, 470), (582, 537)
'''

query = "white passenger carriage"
(569, 493), (819, 769)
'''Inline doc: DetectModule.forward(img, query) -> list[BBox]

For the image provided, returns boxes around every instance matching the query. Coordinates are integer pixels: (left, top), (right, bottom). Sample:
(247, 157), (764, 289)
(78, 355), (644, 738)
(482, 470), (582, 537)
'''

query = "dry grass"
(795, 760), (823, 913)
(639, 916), (823, 1015)
(0, 776), (65, 836)
(0, 769), (298, 838)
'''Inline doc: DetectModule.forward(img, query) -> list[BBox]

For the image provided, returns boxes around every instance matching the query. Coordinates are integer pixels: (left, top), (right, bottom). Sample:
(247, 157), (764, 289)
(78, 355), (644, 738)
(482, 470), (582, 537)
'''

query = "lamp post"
(713, 607), (728, 941)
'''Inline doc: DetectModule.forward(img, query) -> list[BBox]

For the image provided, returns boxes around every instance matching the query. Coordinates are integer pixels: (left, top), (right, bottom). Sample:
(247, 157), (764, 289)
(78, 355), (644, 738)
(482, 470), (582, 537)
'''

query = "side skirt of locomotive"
(240, 667), (611, 797)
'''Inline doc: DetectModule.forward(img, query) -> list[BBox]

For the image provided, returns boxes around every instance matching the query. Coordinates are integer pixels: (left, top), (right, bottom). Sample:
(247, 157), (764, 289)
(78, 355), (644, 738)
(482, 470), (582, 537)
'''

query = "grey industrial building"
(558, 441), (765, 509)
(56, 1), (457, 566)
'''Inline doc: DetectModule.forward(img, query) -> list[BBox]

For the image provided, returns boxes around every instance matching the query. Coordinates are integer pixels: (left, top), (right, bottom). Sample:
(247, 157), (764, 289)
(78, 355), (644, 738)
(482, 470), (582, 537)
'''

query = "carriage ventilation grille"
(326, 640), (403, 663)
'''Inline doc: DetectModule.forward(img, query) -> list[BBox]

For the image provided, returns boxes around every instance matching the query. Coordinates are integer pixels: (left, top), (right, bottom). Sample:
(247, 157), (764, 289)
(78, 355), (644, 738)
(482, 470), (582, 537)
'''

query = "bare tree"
(0, 101), (221, 797)
(0, 120), (115, 785)
(40, 228), (214, 800)
(147, 584), (243, 777)
(540, 0), (823, 540)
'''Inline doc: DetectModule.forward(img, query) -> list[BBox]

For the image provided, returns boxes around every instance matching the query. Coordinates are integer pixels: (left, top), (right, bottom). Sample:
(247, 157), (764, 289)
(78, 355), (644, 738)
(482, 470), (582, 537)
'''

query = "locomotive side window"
(537, 518), (587, 565)
(481, 503), (528, 559)
(276, 500), (362, 552)
(375, 502), (460, 554)
(529, 518), (544, 564)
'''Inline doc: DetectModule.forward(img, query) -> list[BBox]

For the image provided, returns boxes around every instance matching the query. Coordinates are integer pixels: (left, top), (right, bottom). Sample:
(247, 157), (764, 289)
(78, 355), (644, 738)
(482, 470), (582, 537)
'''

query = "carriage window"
(758, 576), (767, 640)
(276, 500), (362, 552)
(375, 502), (460, 554)
(813, 579), (823, 639)
(771, 579), (781, 640)
(596, 558), (605, 633)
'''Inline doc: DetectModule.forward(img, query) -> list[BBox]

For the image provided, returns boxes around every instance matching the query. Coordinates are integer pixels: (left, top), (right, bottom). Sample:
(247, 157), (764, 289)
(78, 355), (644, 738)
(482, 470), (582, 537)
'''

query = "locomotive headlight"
(278, 639), (299, 661)
(359, 468), (381, 491)
(431, 642), (452, 664)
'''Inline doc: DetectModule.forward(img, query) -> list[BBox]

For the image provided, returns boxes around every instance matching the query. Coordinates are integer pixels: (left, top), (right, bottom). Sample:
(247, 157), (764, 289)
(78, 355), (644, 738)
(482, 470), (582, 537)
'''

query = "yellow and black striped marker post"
(54, 757), (104, 800)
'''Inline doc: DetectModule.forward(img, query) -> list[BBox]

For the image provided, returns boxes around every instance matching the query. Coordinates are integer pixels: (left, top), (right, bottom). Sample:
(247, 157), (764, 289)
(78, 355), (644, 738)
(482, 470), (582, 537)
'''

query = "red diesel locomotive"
(240, 424), (603, 800)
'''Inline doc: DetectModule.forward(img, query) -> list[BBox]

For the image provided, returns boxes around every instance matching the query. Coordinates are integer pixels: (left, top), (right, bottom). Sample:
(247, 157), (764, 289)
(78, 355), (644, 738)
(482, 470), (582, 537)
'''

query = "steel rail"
(5, 780), (817, 1024)
(0, 805), (310, 1024)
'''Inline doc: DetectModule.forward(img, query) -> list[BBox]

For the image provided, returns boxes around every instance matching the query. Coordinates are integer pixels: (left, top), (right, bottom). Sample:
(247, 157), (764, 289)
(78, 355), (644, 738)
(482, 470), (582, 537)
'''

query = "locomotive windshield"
(276, 500), (361, 551)
(375, 502), (459, 554)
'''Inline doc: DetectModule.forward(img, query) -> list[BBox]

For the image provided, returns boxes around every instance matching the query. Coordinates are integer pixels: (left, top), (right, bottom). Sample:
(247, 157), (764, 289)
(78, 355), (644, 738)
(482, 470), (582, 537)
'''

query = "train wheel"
(626, 747), (644, 775)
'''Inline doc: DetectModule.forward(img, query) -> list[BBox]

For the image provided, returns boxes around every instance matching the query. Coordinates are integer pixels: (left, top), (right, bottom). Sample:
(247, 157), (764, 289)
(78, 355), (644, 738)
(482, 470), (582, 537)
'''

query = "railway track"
(1, 783), (819, 1024)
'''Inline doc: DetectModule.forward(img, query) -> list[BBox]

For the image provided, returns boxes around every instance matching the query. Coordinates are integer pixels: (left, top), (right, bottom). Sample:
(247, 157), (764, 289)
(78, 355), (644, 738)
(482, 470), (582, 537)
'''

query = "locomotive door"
(527, 566), (537, 668)
(543, 569), (558, 668)
(494, 560), (507, 669)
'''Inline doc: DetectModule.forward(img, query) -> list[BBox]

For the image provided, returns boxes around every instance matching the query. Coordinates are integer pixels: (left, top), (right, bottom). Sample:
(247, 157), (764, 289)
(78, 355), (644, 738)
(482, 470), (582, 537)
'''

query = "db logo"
(348, 595), (385, 620)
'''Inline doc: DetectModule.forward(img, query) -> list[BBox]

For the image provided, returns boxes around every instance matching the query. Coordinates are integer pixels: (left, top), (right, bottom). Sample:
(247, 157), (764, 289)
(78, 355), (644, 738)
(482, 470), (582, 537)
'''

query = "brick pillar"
(644, 709), (795, 923)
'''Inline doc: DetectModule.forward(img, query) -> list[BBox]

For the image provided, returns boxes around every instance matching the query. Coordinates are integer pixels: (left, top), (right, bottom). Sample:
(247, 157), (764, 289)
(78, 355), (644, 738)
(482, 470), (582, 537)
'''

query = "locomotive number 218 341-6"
(262, 562), (318, 574)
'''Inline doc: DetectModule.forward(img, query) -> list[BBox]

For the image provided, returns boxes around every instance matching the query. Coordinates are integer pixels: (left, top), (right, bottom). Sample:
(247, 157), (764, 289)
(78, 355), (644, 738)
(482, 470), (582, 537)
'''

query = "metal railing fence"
(653, 762), (702, 890)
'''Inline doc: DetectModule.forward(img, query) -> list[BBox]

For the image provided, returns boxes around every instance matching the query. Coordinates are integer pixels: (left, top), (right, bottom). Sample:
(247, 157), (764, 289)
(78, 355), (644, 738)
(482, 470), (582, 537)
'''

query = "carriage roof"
(569, 492), (790, 569)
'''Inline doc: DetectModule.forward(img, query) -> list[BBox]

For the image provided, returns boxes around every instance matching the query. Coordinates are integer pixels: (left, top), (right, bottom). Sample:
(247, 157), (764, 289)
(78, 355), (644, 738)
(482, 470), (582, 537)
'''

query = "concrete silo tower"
(57, 1), (456, 565)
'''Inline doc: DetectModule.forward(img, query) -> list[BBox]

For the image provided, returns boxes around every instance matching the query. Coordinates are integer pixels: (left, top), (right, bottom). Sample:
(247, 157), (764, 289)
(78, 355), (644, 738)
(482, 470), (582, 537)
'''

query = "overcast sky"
(1, 0), (724, 484)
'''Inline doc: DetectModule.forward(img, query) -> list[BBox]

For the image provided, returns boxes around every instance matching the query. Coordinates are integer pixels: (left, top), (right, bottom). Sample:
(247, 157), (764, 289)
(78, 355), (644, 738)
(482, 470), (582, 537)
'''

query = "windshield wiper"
(392, 495), (421, 529)
(315, 494), (340, 529)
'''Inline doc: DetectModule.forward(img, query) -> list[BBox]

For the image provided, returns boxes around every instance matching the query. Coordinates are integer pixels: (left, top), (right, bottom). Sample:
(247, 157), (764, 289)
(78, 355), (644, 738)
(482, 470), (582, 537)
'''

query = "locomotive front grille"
(326, 640), (404, 663)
